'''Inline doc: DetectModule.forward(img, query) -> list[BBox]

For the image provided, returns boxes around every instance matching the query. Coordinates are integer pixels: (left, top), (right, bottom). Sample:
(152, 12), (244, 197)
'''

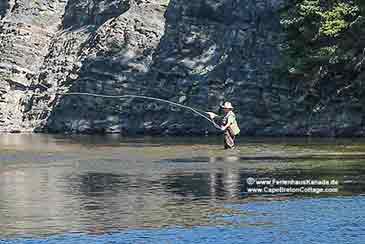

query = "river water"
(0, 134), (364, 243)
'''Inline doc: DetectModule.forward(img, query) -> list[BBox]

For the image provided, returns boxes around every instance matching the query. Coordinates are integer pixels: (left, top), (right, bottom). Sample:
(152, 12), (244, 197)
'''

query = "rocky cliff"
(0, 0), (364, 136)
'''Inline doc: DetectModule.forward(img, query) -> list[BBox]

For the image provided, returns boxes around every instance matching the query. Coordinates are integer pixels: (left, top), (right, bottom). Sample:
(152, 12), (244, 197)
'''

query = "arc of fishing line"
(50, 92), (222, 130)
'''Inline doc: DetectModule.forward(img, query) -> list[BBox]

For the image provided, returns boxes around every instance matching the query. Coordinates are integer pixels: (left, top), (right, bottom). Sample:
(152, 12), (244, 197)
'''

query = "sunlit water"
(0, 134), (364, 243)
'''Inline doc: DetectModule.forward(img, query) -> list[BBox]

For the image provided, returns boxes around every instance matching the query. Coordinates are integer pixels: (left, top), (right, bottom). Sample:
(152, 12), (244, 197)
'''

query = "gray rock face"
(0, 0), (67, 132)
(144, 0), (289, 135)
(0, 0), (364, 136)
(0, 1), (9, 19)
(62, 0), (131, 29)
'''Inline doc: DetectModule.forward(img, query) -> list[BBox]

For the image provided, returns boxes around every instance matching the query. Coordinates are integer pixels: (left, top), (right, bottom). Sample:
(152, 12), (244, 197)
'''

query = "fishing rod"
(32, 90), (222, 130)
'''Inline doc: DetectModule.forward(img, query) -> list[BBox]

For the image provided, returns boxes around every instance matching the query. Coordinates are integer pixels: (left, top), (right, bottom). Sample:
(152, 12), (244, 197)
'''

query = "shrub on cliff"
(278, 0), (365, 112)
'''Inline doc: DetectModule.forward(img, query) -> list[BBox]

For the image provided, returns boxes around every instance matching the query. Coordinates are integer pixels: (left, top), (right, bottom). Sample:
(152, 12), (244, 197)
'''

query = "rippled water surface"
(0, 134), (364, 243)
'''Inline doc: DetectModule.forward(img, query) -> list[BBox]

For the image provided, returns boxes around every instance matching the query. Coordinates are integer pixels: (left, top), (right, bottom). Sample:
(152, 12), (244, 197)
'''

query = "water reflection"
(0, 134), (365, 237)
(163, 171), (244, 199)
(77, 173), (128, 195)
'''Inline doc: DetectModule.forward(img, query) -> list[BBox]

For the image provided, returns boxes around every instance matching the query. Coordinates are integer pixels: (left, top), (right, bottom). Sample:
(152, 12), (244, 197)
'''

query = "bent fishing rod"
(33, 91), (222, 130)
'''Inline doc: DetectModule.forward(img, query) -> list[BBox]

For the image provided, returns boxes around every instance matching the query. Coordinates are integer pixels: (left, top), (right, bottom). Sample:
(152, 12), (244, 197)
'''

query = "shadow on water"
(1, 134), (365, 238)
(69, 163), (365, 203)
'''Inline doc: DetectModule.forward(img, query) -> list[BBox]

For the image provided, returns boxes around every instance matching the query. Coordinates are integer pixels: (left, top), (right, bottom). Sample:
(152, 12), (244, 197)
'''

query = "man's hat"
(221, 101), (234, 109)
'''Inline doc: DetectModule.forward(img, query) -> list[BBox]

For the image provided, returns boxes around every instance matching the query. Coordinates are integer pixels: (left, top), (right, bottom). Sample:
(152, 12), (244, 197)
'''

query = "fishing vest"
(223, 111), (240, 136)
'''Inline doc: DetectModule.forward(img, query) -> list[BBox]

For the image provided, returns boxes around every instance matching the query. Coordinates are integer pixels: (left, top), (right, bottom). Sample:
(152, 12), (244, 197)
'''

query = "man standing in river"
(208, 102), (240, 149)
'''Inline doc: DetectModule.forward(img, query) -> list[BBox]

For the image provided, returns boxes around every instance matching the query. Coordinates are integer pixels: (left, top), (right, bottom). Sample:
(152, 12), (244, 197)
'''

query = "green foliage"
(279, 0), (365, 109)
(320, 2), (358, 37)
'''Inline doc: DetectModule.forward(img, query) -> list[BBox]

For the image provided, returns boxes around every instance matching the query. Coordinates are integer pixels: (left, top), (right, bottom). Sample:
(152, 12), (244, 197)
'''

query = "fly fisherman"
(207, 102), (240, 149)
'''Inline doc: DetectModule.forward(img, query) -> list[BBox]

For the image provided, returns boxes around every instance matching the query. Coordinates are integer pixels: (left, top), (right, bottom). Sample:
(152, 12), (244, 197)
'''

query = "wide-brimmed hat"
(221, 101), (234, 109)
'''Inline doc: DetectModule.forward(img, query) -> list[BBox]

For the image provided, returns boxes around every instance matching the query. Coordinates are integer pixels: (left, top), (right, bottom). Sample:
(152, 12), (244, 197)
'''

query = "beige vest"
(223, 111), (240, 136)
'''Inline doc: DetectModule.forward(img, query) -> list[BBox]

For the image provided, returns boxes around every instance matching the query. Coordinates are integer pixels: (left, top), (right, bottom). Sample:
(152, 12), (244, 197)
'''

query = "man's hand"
(220, 126), (226, 131)
(207, 112), (218, 119)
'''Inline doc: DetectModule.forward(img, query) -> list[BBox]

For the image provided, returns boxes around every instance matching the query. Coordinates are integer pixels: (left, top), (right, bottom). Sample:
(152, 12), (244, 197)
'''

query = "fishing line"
(31, 90), (222, 130)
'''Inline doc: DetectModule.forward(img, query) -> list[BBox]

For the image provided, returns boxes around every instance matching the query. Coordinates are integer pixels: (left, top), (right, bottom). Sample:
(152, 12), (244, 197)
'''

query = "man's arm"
(221, 115), (234, 131)
(220, 122), (233, 131)
(207, 112), (219, 119)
